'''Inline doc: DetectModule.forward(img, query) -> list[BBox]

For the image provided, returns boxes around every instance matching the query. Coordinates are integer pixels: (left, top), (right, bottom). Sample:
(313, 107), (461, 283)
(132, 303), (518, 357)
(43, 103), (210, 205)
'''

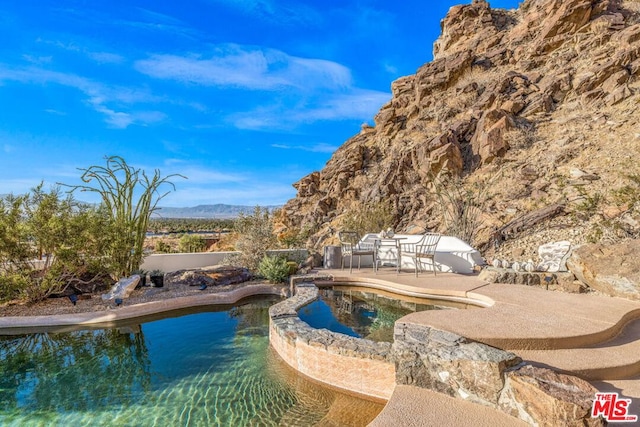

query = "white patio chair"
(399, 233), (441, 277)
(338, 231), (378, 274)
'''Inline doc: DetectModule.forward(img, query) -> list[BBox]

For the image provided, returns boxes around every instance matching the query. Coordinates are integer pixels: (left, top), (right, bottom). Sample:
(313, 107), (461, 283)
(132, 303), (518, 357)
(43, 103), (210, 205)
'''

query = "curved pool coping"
(312, 276), (494, 308)
(0, 284), (285, 332)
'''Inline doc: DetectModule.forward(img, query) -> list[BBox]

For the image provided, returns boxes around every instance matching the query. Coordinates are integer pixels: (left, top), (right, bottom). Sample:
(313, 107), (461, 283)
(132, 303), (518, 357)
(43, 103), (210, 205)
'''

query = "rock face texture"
(394, 321), (603, 426)
(278, 0), (640, 259)
(567, 239), (640, 300)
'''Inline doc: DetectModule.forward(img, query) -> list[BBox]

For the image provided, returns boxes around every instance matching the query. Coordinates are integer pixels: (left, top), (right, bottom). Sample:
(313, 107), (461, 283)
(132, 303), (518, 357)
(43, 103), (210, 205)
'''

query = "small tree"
(233, 206), (277, 272)
(63, 156), (185, 278)
(0, 186), (112, 302)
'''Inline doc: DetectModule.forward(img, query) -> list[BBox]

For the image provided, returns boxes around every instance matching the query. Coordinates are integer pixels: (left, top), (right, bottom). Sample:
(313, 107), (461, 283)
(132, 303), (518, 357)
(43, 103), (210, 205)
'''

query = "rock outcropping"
(567, 239), (640, 299)
(278, 0), (640, 259)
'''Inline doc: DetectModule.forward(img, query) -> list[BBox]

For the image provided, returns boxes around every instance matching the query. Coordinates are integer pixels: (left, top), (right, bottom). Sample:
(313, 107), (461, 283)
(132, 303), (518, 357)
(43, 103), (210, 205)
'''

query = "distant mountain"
(152, 204), (281, 219)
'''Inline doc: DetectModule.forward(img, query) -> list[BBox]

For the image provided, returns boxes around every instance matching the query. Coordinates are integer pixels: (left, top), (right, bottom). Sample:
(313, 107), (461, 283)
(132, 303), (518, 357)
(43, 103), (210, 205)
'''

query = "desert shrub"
(257, 255), (290, 283)
(286, 261), (298, 275)
(277, 226), (311, 249)
(233, 206), (277, 272)
(340, 200), (394, 237)
(0, 185), (113, 302)
(0, 272), (31, 303)
(178, 234), (206, 253)
(154, 239), (173, 253)
(431, 174), (493, 246)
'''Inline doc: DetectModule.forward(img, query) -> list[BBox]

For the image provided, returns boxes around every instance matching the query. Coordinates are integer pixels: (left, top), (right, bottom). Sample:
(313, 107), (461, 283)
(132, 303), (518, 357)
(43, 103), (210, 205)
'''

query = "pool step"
(513, 318), (640, 381)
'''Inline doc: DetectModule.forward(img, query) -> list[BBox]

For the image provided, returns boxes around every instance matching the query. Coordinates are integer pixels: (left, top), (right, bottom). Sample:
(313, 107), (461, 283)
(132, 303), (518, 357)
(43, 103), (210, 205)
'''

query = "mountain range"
(153, 204), (281, 219)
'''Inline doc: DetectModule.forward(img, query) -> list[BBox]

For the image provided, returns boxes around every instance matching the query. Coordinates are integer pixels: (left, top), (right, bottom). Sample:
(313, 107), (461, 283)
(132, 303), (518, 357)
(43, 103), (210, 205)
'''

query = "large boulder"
(393, 322), (605, 426)
(393, 322), (522, 407)
(101, 275), (141, 301)
(567, 240), (640, 300)
(164, 266), (252, 288)
(499, 365), (603, 427)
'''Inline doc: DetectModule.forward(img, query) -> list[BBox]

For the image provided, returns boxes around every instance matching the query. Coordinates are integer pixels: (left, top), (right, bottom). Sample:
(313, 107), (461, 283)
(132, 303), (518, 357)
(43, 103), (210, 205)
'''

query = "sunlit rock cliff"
(278, 0), (640, 258)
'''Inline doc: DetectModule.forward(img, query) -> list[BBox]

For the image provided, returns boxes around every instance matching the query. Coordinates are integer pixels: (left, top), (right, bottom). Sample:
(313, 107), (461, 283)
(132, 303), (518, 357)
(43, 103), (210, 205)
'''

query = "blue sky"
(0, 0), (520, 207)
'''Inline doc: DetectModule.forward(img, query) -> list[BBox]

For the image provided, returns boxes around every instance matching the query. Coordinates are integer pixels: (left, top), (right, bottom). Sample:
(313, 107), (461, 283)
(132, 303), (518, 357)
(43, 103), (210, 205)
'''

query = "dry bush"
(339, 200), (394, 237)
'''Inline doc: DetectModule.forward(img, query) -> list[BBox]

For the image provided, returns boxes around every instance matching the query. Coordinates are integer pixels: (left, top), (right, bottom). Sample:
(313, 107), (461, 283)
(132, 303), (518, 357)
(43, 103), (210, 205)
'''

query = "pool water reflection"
(0, 296), (384, 426)
(298, 287), (466, 342)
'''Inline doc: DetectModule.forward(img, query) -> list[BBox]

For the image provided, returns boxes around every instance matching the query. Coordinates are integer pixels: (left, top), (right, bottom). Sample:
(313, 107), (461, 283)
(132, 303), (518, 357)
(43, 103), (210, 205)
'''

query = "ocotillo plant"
(64, 156), (185, 279)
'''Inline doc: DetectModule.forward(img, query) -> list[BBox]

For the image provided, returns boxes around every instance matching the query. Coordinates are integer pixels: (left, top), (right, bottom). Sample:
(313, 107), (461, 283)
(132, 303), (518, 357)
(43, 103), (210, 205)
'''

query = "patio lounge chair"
(338, 231), (378, 274)
(400, 232), (441, 277)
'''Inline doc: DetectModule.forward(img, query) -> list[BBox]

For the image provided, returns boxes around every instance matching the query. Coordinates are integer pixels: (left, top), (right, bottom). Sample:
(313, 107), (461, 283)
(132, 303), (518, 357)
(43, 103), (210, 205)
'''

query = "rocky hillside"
(278, 0), (640, 260)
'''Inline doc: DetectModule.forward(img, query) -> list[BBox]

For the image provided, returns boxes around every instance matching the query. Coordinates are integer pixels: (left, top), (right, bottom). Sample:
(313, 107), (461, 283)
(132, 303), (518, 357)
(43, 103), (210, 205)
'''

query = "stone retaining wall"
(394, 321), (604, 427)
(268, 283), (396, 400)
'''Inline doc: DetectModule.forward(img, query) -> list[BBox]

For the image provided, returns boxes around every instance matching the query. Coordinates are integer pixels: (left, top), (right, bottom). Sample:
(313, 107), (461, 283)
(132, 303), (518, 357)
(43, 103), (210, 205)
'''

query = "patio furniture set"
(338, 231), (442, 276)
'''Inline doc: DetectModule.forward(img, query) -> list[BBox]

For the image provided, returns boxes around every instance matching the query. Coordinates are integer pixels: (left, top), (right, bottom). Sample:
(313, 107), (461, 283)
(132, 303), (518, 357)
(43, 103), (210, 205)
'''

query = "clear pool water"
(0, 296), (384, 426)
(298, 287), (465, 342)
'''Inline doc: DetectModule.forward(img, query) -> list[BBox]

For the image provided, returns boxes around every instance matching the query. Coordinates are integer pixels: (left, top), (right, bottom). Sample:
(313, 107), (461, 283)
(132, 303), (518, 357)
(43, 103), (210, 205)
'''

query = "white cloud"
(87, 51), (125, 64)
(271, 142), (338, 153)
(164, 166), (246, 185)
(134, 45), (352, 91)
(232, 88), (390, 130)
(205, 0), (321, 27)
(162, 182), (295, 207)
(0, 65), (163, 128)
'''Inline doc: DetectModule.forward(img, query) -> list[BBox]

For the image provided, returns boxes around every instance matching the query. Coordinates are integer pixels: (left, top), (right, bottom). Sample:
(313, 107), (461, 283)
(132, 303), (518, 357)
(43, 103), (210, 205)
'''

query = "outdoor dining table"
(374, 236), (407, 273)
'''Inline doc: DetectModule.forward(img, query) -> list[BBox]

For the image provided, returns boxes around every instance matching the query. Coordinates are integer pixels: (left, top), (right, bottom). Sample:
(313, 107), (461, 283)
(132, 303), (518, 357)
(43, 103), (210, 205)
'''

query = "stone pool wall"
(268, 283), (396, 400)
(270, 280), (604, 426)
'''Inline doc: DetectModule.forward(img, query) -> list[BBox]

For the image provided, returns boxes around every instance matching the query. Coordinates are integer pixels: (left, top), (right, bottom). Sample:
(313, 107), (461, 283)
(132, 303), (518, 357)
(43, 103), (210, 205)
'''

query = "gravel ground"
(0, 280), (268, 317)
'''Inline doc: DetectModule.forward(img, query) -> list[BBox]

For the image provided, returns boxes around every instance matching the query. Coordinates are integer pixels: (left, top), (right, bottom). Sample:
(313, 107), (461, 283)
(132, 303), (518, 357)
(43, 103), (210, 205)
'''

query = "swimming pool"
(0, 296), (384, 426)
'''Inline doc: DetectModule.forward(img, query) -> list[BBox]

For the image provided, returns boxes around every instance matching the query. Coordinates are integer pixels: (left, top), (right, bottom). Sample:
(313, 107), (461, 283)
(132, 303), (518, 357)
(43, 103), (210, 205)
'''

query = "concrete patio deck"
(320, 267), (640, 424)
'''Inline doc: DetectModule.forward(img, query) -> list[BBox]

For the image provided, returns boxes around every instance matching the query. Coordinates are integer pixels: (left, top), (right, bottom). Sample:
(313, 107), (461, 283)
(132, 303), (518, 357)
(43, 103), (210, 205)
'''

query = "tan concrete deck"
(320, 267), (640, 424)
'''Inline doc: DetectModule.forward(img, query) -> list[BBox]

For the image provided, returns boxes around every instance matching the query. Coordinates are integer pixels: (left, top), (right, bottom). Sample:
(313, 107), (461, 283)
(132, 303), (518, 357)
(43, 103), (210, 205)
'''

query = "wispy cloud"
(231, 88), (390, 130)
(38, 38), (125, 64)
(271, 143), (339, 153)
(134, 45), (352, 90)
(0, 64), (164, 128)
(44, 109), (67, 115)
(164, 166), (247, 185)
(87, 51), (125, 64)
(206, 0), (321, 27)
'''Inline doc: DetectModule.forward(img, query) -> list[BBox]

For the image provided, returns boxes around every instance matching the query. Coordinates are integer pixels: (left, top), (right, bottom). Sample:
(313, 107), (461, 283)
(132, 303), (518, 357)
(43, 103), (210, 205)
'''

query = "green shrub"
(0, 272), (31, 303)
(154, 240), (172, 253)
(178, 234), (206, 253)
(234, 206), (277, 272)
(257, 255), (290, 283)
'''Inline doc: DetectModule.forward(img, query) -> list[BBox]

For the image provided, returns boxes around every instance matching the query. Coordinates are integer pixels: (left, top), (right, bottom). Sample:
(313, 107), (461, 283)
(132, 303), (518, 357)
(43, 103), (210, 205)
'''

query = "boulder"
(537, 240), (571, 272)
(499, 365), (604, 426)
(164, 266), (252, 288)
(101, 275), (140, 301)
(393, 322), (522, 407)
(567, 240), (640, 300)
